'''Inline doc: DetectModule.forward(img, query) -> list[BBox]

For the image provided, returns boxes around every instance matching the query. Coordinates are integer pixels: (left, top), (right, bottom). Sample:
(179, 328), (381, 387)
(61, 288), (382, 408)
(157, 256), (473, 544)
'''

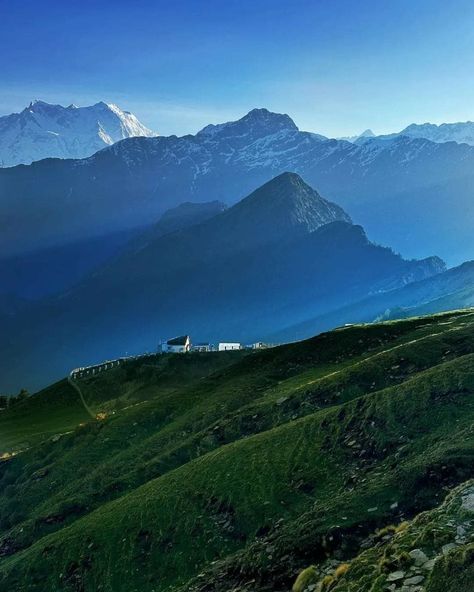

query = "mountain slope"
(269, 261), (474, 344)
(0, 100), (154, 168)
(151, 200), (227, 237)
(0, 200), (226, 300)
(2, 108), (474, 264)
(374, 261), (474, 319)
(0, 174), (444, 392)
(293, 478), (474, 592)
(1, 311), (474, 591)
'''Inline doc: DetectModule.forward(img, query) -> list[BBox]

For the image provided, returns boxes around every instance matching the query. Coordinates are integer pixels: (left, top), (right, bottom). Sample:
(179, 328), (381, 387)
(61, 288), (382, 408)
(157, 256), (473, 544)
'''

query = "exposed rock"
(422, 559), (435, 571)
(441, 543), (457, 555)
(461, 490), (474, 512)
(403, 574), (424, 585)
(387, 570), (405, 582)
(408, 549), (428, 566)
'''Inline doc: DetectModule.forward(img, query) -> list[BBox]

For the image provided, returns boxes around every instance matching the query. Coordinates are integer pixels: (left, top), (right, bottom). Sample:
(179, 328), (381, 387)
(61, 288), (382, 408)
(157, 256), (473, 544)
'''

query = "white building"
(218, 342), (241, 351)
(251, 342), (268, 350)
(163, 335), (191, 353)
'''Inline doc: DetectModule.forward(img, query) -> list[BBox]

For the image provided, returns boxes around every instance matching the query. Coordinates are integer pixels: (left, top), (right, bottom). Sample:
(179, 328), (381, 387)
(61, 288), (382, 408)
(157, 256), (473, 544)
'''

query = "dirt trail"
(302, 317), (473, 390)
(68, 376), (96, 419)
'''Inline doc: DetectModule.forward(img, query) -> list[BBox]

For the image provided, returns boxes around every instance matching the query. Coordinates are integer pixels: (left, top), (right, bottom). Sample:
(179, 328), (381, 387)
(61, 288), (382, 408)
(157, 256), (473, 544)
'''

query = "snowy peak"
(334, 120), (474, 147)
(197, 108), (299, 143)
(0, 100), (156, 167)
(397, 121), (474, 145)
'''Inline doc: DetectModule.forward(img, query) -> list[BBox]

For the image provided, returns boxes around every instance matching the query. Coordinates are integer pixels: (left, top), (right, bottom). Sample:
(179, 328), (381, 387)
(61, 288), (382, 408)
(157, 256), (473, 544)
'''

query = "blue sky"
(2, 0), (474, 136)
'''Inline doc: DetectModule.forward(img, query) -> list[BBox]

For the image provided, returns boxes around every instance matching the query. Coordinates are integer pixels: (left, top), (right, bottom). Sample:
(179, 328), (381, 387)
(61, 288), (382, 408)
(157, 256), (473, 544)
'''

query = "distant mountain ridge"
(391, 120), (474, 145)
(0, 173), (444, 392)
(270, 259), (474, 344)
(2, 107), (474, 265)
(337, 121), (474, 146)
(0, 100), (155, 167)
(337, 128), (375, 142)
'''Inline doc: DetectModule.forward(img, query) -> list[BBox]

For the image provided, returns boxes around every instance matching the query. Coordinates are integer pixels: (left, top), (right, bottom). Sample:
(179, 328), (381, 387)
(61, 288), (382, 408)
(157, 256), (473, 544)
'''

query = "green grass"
(0, 350), (247, 453)
(1, 310), (474, 591)
(0, 379), (90, 454)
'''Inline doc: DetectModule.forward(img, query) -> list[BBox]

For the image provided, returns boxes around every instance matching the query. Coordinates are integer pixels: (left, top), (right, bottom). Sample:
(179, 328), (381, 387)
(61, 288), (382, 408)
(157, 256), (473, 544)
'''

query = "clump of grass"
(374, 524), (397, 542)
(319, 575), (335, 591)
(380, 550), (412, 572)
(292, 566), (318, 592)
(395, 521), (409, 533)
(334, 563), (350, 579)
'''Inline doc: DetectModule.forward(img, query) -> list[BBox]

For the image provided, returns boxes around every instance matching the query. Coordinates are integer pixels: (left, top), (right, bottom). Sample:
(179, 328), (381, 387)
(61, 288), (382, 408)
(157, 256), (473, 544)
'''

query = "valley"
(0, 173), (447, 393)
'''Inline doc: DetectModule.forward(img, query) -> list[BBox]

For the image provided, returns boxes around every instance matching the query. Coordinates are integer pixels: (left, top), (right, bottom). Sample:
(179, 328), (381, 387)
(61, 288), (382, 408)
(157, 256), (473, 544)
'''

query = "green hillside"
(1, 310), (474, 591)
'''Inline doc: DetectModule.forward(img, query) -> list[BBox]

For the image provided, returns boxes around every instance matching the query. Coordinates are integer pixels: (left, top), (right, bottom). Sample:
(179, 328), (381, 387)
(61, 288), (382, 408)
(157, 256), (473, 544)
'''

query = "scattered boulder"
(461, 490), (474, 512)
(403, 574), (424, 585)
(387, 570), (405, 582)
(408, 549), (428, 566)
(441, 543), (457, 555)
(422, 559), (435, 571)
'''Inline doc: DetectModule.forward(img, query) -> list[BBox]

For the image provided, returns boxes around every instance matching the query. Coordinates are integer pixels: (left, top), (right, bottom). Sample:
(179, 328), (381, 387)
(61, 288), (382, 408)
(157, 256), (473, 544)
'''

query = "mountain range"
(0, 173), (446, 392)
(381, 120), (474, 145)
(2, 107), (474, 266)
(342, 121), (474, 146)
(0, 100), (154, 167)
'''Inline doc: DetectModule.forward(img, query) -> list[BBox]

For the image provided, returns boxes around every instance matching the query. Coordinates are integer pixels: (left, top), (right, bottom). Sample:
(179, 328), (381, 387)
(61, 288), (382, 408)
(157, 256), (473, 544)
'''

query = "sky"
(2, 0), (474, 137)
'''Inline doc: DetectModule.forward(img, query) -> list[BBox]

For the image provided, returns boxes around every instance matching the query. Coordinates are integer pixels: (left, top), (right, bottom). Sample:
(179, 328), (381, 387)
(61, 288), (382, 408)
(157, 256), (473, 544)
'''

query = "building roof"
(167, 335), (190, 346)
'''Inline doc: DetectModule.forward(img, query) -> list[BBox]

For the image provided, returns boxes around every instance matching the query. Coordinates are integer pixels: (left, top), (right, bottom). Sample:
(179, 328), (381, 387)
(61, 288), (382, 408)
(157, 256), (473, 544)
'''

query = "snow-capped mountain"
(2, 108), (474, 267)
(394, 121), (474, 145)
(0, 100), (155, 167)
(352, 121), (474, 146)
(338, 121), (474, 146)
